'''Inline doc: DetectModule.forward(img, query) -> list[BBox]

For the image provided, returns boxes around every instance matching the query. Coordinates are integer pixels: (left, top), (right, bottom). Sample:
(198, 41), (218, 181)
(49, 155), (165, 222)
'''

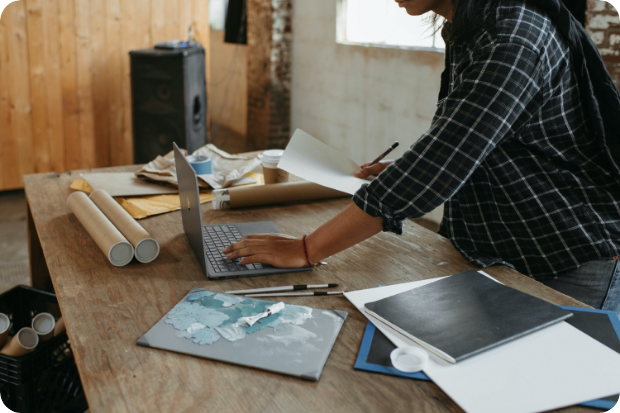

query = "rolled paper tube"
(32, 313), (56, 342)
(89, 190), (160, 263)
(0, 327), (39, 357)
(67, 192), (134, 266)
(0, 313), (9, 348)
(54, 317), (66, 337)
(212, 181), (349, 210)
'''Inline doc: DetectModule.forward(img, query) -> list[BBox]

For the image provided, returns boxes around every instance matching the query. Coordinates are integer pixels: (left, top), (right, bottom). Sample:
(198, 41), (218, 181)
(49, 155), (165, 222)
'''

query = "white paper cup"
(0, 327), (39, 357)
(32, 313), (56, 342)
(390, 347), (429, 373)
(0, 313), (9, 348)
(261, 150), (289, 184)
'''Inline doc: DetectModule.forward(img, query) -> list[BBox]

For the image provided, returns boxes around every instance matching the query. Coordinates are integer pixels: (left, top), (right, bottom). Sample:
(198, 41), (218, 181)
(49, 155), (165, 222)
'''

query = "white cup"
(261, 150), (289, 184)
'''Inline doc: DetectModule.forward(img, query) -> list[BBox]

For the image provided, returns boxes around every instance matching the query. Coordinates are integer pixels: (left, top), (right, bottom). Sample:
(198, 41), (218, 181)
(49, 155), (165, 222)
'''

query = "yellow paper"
(70, 172), (264, 220)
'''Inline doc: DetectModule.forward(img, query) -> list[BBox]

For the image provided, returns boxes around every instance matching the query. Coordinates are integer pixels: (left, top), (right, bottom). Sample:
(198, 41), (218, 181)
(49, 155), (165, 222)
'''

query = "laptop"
(173, 143), (312, 279)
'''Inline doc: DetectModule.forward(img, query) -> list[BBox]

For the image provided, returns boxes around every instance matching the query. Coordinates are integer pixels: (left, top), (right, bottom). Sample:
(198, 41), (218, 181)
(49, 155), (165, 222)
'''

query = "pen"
(225, 283), (339, 295)
(368, 142), (399, 167)
(245, 292), (345, 298)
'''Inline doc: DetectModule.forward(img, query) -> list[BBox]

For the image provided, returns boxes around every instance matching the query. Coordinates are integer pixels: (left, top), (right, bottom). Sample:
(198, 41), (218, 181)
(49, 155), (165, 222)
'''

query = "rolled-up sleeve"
(353, 41), (544, 234)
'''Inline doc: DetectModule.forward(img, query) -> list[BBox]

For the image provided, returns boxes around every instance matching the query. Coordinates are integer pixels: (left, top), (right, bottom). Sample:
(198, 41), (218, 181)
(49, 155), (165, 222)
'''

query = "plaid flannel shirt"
(353, 1), (620, 279)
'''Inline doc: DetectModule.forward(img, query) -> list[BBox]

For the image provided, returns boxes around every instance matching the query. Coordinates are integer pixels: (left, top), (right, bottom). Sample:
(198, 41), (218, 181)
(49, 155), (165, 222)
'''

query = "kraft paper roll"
(89, 190), (160, 263)
(0, 327), (38, 357)
(0, 313), (9, 349)
(32, 313), (55, 342)
(54, 317), (66, 337)
(212, 181), (349, 210)
(67, 192), (134, 266)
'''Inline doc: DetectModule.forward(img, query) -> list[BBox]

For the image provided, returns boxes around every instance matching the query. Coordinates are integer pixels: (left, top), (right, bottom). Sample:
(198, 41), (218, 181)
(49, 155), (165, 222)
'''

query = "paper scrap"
(278, 129), (370, 195)
(136, 144), (261, 190)
(239, 302), (286, 327)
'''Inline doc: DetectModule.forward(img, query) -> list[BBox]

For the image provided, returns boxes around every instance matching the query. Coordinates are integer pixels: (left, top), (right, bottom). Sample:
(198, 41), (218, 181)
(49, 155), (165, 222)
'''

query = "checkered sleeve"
(353, 41), (543, 234)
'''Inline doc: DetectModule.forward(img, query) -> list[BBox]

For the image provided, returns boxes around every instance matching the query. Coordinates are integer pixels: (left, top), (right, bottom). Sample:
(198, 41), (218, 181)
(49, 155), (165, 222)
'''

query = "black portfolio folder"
(364, 270), (573, 363)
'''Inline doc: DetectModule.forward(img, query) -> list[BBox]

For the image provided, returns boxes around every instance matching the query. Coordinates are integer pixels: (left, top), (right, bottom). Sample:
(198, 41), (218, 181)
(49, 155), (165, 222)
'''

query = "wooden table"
(23, 165), (600, 413)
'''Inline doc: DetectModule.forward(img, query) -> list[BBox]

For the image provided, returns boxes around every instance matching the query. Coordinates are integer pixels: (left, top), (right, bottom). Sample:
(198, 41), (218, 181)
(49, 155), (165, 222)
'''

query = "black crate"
(0, 285), (88, 413)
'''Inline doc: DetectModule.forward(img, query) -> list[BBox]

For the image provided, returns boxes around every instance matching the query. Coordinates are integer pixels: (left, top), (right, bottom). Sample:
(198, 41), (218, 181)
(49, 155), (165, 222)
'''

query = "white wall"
(291, 0), (445, 165)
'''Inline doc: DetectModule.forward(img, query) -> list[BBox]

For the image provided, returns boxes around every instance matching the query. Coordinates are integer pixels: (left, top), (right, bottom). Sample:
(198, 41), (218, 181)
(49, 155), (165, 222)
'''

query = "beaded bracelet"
(302, 235), (318, 268)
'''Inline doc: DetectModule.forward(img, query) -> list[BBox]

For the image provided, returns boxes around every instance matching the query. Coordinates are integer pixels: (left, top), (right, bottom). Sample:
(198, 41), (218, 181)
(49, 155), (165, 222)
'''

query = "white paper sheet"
(278, 129), (369, 195)
(345, 276), (620, 413)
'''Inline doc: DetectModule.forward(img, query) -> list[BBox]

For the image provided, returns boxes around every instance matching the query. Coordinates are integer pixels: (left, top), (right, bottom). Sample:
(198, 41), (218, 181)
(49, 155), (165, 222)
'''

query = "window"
(338, 0), (445, 50)
(210, 0), (229, 31)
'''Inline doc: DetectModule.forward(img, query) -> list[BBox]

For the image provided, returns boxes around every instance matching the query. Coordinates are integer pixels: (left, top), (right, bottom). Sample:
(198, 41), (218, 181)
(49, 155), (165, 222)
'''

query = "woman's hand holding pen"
(354, 160), (393, 179)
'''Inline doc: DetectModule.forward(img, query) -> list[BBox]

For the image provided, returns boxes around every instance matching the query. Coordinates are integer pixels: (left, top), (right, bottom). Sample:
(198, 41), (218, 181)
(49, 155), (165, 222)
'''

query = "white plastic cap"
(390, 346), (429, 373)
(0, 313), (9, 334)
(262, 150), (285, 165)
(135, 239), (160, 263)
(32, 313), (55, 335)
(109, 242), (134, 267)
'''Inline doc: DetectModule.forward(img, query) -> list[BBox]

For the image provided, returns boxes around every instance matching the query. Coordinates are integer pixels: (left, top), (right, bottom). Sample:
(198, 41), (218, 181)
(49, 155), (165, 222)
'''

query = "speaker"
(130, 46), (207, 164)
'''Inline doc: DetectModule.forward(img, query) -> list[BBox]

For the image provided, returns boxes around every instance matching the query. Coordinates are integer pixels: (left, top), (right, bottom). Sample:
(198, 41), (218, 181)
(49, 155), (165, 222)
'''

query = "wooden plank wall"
(0, 0), (210, 191)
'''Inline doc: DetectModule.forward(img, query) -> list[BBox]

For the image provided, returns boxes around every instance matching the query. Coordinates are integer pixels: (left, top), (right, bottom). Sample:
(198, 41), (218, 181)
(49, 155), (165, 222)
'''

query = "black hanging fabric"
(538, 0), (620, 177)
(224, 0), (247, 45)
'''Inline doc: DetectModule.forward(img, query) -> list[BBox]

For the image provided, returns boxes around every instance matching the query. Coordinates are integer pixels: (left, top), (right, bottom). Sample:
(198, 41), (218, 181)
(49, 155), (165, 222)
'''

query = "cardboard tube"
(213, 181), (349, 210)
(89, 190), (160, 263)
(32, 313), (55, 342)
(0, 327), (39, 357)
(68, 192), (134, 266)
(54, 317), (66, 337)
(0, 313), (9, 348)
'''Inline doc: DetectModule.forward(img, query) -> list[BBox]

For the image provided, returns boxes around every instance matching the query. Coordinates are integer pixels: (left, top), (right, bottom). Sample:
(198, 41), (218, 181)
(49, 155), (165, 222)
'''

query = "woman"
(223, 0), (620, 316)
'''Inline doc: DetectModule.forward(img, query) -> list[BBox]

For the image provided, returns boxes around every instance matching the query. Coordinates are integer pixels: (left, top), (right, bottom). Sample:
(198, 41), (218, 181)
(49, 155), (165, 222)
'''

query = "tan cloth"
(135, 144), (261, 190)
(71, 172), (264, 220)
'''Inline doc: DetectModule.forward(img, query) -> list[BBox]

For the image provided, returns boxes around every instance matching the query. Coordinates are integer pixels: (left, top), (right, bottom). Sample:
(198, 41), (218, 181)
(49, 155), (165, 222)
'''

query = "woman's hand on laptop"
(222, 203), (383, 268)
(222, 234), (309, 268)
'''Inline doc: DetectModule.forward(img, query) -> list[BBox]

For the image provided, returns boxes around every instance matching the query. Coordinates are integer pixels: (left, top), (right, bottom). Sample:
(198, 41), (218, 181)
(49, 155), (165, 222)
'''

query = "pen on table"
(368, 141), (399, 167)
(225, 284), (339, 295)
(245, 292), (345, 298)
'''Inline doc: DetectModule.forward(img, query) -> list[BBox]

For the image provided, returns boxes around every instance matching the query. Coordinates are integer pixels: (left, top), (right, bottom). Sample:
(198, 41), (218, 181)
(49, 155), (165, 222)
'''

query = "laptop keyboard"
(203, 225), (264, 274)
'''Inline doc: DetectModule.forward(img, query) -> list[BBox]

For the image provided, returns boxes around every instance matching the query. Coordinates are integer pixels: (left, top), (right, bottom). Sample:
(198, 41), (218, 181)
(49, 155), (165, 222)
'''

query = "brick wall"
(269, 0), (293, 149)
(586, 0), (620, 89)
(246, 0), (293, 151)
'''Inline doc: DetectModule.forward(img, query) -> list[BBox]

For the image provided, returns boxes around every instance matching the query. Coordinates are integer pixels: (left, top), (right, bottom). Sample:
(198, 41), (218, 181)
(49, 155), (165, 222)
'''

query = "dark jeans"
(541, 258), (620, 318)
